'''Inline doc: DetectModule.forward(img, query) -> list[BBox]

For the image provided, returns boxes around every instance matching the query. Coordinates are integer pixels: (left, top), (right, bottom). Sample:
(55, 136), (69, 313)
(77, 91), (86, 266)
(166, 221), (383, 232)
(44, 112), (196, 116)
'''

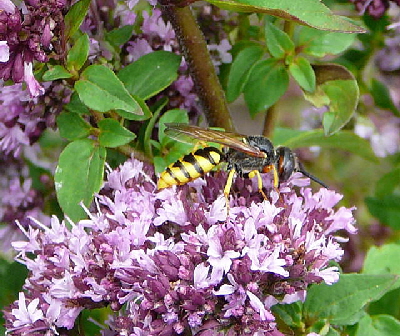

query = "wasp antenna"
(298, 163), (328, 189)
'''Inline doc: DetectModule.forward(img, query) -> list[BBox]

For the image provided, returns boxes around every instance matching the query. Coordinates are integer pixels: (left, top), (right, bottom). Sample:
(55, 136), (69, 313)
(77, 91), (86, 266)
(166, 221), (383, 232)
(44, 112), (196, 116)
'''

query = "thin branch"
(159, 2), (235, 131)
(262, 104), (278, 138)
(117, 144), (152, 163)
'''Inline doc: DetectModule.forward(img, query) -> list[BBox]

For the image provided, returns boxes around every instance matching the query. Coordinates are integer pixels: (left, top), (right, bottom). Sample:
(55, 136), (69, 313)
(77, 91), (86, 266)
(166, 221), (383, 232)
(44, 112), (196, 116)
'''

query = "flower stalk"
(159, 2), (235, 131)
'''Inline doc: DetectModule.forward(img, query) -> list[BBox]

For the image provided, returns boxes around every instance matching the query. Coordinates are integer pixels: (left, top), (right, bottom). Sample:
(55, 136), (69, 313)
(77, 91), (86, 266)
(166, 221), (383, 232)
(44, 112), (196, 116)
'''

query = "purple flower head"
(4, 157), (356, 335)
(0, 0), (68, 96)
(349, 0), (400, 18)
(208, 39), (232, 67)
(354, 112), (400, 157)
(0, 40), (10, 61)
(0, 153), (50, 256)
(0, 0), (16, 13)
(0, 73), (72, 157)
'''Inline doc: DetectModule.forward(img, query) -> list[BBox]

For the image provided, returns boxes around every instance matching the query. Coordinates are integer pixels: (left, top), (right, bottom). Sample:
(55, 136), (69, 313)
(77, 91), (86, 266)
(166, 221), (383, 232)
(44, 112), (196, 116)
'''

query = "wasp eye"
(276, 147), (295, 182)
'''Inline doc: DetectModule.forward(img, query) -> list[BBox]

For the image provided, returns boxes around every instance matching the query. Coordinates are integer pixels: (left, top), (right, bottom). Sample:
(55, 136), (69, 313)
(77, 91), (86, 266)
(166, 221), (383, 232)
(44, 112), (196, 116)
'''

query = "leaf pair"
(55, 51), (182, 221)
(227, 22), (359, 135)
(208, 0), (364, 33)
(274, 273), (400, 335)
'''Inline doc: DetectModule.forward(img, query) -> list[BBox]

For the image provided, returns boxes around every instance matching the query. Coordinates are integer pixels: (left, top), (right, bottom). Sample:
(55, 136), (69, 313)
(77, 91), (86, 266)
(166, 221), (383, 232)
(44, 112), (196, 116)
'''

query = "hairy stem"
(159, 2), (234, 131)
(118, 144), (151, 163)
(262, 104), (278, 138)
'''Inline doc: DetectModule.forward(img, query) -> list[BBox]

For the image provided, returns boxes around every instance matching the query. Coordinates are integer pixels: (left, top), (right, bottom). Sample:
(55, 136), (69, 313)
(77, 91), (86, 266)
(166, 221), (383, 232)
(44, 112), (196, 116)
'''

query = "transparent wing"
(164, 123), (266, 158)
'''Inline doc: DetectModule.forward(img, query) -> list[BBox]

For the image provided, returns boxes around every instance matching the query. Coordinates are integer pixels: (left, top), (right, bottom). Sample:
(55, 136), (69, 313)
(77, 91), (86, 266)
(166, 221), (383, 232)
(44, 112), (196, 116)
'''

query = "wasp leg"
(262, 164), (280, 192)
(248, 170), (268, 200)
(224, 168), (236, 214)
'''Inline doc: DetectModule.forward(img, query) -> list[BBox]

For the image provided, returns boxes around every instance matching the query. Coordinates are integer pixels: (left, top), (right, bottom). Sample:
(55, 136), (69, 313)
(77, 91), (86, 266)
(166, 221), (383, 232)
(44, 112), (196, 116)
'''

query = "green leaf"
(365, 195), (400, 230)
(230, 40), (262, 58)
(356, 314), (400, 336)
(0, 259), (27, 306)
(57, 112), (91, 140)
(158, 109), (189, 147)
(371, 79), (400, 117)
(375, 167), (400, 199)
(265, 21), (294, 58)
(244, 58), (289, 117)
(297, 26), (357, 57)
(163, 141), (194, 168)
(289, 56), (315, 92)
(304, 274), (400, 325)
(115, 95), (152, 121)
(368, 288), (400, 318)
(42, 65), (72, 81)
(98, 119), (136, 148)
(143, 97), (169, 158)
(226, 45), (264, 102)
(326, 327), (341, 336)
(363, 244), (400, 275)
(118, 51), (181, 100)
(105, 25), (134, 47)
(307, 320), (340, 336)
(365, 245), (400, 317)
(304, 64), (359, 135)
(75, 65), (143, 115)
(272, 127), (304, 145)
(278, 129), (379, 163)
(154, 155), (168, 174)
(64, 92), (90, 115)
(64, 0), (91, 41)
(67, 34), (90, 72)
(55, 139), (106, 221)
(271, 301), (303, 328)
(156, 109), (193, 172)
(206, 0), (365, 33)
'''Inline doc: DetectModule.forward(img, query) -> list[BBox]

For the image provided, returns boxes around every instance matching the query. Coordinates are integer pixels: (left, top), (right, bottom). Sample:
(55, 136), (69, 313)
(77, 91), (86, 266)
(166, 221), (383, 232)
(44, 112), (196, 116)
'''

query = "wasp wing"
(164, 123), (266, 158)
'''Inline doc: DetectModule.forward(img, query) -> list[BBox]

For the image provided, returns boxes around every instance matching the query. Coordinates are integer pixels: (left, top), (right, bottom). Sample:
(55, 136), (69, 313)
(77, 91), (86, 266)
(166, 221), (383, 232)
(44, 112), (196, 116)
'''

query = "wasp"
(157, 123), (327, 202)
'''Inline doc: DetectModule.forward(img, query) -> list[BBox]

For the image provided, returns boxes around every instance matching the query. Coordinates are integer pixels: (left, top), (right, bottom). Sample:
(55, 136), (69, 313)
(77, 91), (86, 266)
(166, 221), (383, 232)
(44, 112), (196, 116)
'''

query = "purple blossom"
(142, 9), (176, 49)
(376, 24), (400, 72)
(0, 77), (72, 157)
(115, 2), (137, 26)
(0, 0), (68, 97)
(208, 39), (232, 67)
(349, 0), (400, 18)
(10, 292), (44, 328)
(1, 0), (16, 13)
(354, 112), (400, 157)
(0, 153), (50, 256)
(0, 40), (10, 61)
(23, 61), (44, 97)
(5, 157), (356, 335)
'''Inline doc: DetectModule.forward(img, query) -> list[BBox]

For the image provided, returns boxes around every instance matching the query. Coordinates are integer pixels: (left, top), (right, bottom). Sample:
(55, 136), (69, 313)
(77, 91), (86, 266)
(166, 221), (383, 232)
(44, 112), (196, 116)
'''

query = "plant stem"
(283, 20), (294, 38)
(262, 104), (278, 138)
(159, 2), (235, 132)
(118, 144), (151, 163)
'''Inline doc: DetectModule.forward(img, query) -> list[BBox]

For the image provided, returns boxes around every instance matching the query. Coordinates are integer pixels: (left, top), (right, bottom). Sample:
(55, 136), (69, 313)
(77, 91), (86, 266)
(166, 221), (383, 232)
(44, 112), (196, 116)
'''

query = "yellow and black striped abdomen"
(157, 147), (224, 189)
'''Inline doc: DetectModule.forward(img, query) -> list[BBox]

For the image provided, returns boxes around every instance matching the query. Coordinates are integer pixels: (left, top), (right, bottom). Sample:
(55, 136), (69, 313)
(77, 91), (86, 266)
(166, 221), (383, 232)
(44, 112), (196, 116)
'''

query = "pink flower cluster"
(0, 0), (68, 96)
(5, 158), (356, 335)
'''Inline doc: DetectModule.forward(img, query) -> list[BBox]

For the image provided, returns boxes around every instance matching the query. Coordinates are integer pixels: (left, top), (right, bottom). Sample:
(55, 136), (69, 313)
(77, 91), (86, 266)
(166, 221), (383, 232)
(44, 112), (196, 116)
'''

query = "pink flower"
(4, 158), (356, 335)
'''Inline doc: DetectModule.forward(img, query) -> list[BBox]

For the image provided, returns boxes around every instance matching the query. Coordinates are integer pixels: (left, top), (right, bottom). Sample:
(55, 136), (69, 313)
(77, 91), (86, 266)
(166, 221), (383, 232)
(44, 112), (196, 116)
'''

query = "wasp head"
(275, 146), (328, 188)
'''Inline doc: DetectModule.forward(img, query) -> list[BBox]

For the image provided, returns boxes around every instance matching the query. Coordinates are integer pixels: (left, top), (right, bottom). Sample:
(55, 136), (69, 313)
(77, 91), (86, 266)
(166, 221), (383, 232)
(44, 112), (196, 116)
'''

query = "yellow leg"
(272, 165), (279, 189)
(248, 170), (268, 200)
(262, 164), (280, 192)
(224, 169), (236, 214)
